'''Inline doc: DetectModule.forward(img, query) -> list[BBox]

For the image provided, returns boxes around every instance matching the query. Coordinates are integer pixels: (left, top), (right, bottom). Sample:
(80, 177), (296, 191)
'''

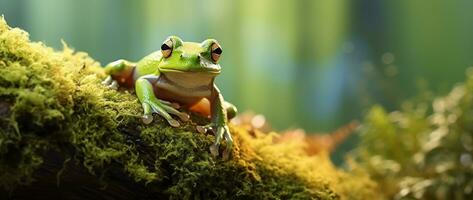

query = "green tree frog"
(101, 36), (237, 158)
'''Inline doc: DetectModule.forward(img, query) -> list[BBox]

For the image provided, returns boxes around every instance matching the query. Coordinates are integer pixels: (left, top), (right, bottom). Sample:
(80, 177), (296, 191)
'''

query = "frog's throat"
(156, 71), (215, 97)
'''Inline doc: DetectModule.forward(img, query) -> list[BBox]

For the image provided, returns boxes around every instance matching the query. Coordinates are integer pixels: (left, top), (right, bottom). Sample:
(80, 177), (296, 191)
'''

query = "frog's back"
(135, 51), (162, 77)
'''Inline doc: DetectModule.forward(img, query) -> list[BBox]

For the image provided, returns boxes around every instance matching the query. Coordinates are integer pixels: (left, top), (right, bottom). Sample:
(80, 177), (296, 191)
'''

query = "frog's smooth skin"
(102, 36), (237, 158)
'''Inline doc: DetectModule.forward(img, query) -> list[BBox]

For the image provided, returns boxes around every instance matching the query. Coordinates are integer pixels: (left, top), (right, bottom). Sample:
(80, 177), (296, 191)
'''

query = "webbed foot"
(199, 124), (233, 159)
(135, 77), (189, 127)
(141, 100), (189, 127)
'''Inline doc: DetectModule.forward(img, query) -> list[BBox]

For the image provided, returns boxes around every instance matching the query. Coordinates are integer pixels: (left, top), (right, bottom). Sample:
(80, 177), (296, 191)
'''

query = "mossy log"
(0, 17), (377, 199)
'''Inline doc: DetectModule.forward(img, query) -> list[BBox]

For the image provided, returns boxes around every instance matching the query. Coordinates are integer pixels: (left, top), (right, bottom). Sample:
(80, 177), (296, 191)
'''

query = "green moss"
(355, 72), (473, 199)
(0, 17), (376, 199)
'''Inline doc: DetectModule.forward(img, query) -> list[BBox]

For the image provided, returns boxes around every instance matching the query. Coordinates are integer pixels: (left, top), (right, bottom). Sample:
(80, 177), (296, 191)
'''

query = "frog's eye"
(210, 43), (222, 62)
(161, 39), (173, 58)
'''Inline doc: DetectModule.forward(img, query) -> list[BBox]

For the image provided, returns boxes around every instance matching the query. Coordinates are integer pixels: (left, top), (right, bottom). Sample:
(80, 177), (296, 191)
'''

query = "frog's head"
(158, 36), (223, 75)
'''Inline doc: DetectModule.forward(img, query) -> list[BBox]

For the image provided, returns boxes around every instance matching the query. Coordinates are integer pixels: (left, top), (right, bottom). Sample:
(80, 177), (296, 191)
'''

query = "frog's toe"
(161, 104), (190, 122)
(222, 129), (233, 160)
(197, 126), (206, 134)
(108, 80), (119, 90)
(170, 103), (180, 109)
(101, 76), (113, 85)
(167, 118), (180, 127)
(196, 125), (209, 134)
(197, 125), (216, 134)
(178, 112), (190, 122)
(142, 114), (153, 124)
(101, 76), (119, 90)
(159, 100), (181, 109)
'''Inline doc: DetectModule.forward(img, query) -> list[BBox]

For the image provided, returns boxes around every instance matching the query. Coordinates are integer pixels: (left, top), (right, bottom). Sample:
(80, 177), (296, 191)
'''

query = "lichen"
(0, 17), (376, 199)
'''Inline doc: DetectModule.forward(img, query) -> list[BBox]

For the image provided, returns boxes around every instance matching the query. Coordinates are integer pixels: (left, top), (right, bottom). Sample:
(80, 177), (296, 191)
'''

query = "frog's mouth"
(160, 64), (221, 75)
(160, 68), (220, 75)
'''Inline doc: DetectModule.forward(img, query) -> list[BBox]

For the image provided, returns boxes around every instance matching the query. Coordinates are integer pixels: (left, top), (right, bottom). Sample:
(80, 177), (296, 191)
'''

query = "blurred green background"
(2, 0), (473, 162)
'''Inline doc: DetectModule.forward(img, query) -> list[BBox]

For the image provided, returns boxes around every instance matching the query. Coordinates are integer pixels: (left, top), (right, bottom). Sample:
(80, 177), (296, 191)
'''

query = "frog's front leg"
(135, 75), (190, 127)
(208, 85), (233, 159)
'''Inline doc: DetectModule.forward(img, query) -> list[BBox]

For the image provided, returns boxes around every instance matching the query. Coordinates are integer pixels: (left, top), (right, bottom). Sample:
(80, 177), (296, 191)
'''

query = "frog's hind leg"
(135, 75), (190, 127)
(102, 59), (136, 89)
